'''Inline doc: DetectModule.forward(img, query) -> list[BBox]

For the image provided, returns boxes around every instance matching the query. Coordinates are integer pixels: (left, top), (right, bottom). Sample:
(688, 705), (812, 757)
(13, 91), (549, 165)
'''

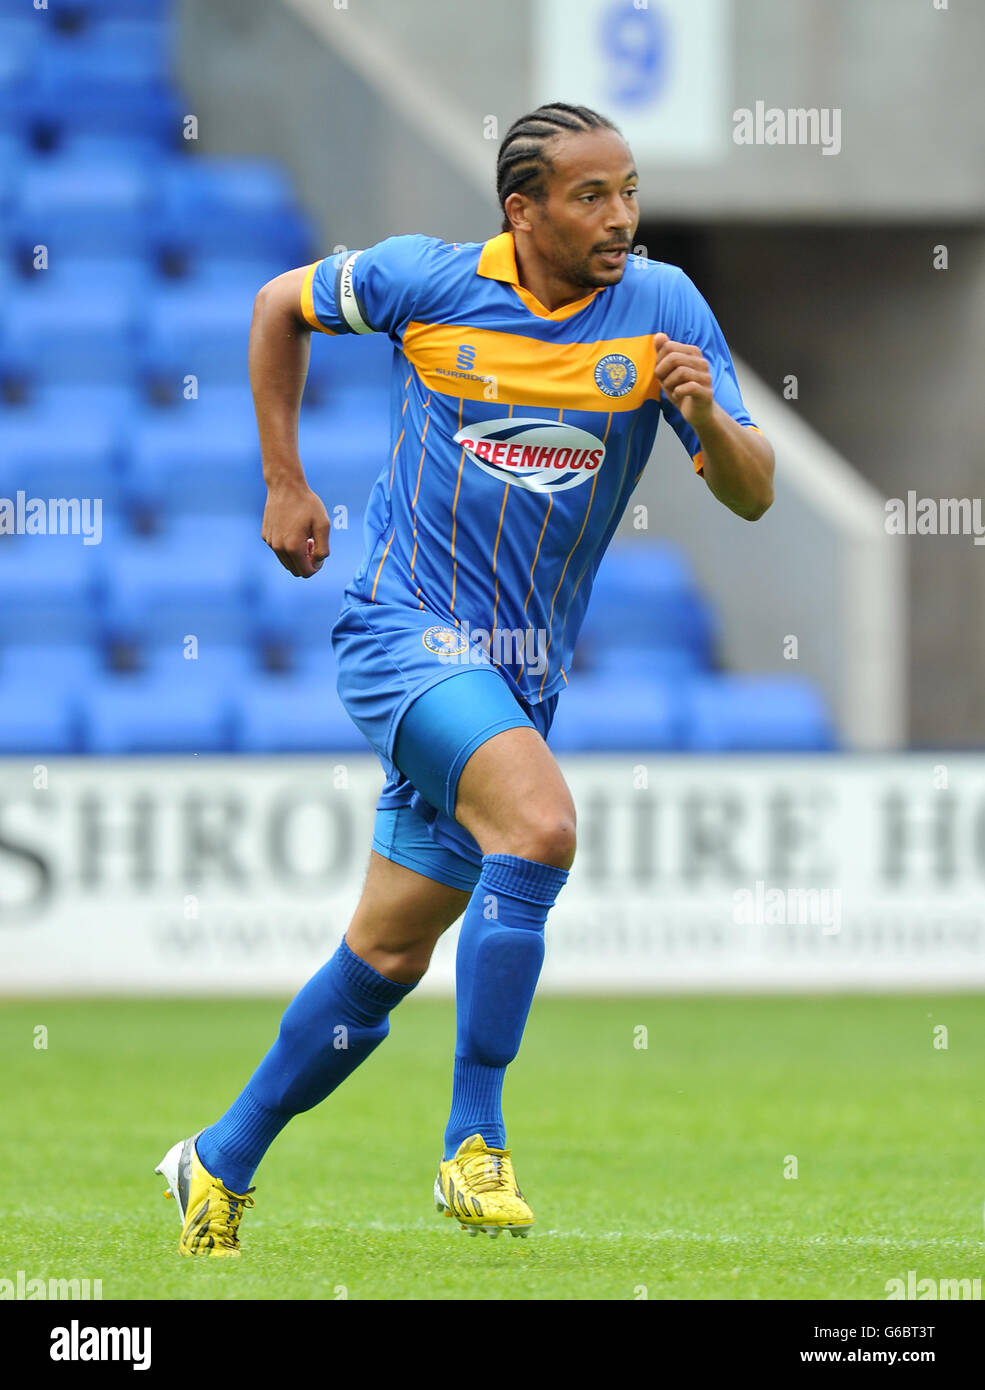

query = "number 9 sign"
(599, 0), (667, 110)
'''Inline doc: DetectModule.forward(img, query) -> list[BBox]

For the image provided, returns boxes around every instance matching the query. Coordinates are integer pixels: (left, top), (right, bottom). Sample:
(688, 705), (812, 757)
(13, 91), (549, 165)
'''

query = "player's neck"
(512, 235), (594, 313)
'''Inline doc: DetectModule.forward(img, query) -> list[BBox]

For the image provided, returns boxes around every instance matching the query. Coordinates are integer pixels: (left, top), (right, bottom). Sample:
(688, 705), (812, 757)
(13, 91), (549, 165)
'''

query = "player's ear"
(504, 192), (533, 233)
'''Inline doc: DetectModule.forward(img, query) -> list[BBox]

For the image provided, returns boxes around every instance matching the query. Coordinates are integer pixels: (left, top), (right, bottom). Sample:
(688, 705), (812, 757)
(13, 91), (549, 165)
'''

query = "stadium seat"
(125, 411), (264, 517)
(299, 405), (392, 501)
(0, 284), (138, 387)
(154, 192), (313, 266)
(141, 284), (256, 387)
(547, 675), (685, 751)
(160, 156), (296, 218)
(180, 257), (286, 296)
(57, 0), (171, 21)
(57, 20), (175, 73)
(307, 330), (395, 392)
(81, 676), (234, 754)
(0, 538), (102, 643)
(13, 157), (156, 258)
(590, 643), (706, 680)
(0, 681), (80, 753)
(31, 384), (141, 435)
(142, 641), (259, 687)
(56, 129), (171, 164)
(0, 414), (121, 510)
(684, 675), (838, 752)
(98, 520), (260, 646)
(233, 674), (366, 753)
(577, 541), (719, 667)
(47, 254), (156, 297)
(252, 528), (364, 646)
(0, 641), (105, 687)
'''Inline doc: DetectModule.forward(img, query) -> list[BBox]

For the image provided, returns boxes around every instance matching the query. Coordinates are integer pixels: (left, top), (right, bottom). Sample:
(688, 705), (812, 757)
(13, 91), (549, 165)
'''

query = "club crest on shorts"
(422, 625), (469, 656)
(594, 353), (637, 397)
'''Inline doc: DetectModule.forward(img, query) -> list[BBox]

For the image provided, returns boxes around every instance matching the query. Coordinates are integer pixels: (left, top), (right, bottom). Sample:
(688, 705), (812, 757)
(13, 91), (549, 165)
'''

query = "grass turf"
(0, 994), (981, 1300)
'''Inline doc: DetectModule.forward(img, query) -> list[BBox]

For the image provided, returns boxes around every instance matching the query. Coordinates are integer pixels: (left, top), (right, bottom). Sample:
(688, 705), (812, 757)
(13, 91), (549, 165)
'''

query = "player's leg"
(389, 673), (572, 1232)
(156, 843), (471, 1256)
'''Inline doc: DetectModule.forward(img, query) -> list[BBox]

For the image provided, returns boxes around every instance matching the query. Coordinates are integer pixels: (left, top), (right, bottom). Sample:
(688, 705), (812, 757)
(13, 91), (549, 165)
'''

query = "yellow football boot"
(155, 1134), (255, 1257)
(434, 1133), (533, 1237)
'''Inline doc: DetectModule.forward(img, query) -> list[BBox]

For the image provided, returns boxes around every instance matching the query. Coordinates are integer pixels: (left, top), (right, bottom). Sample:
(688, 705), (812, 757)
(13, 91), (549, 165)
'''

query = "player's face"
(530, 129), (640, 290)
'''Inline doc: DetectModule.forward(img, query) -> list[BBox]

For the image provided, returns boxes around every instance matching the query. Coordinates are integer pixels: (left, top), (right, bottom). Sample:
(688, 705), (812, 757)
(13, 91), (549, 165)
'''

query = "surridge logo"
(453, 417), (605, 493)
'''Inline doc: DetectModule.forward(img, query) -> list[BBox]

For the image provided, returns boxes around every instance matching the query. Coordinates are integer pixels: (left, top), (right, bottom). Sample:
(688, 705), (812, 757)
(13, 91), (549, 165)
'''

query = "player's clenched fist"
(261, 480), (332, 578)
(653, 332), (715, 430)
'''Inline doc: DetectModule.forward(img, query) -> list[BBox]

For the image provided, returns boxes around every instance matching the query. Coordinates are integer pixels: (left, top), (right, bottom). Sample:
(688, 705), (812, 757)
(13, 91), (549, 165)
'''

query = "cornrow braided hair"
(496, 103), (619, 232)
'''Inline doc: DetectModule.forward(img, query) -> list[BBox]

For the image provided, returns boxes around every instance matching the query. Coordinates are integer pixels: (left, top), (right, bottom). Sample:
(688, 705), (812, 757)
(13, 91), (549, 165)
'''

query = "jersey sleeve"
(299, 234), (435, 340)
(659, 268), (760, 475)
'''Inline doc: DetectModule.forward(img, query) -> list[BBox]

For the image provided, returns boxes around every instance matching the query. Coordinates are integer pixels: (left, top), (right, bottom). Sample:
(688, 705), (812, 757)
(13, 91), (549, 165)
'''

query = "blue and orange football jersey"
(300, 232), (758, 705)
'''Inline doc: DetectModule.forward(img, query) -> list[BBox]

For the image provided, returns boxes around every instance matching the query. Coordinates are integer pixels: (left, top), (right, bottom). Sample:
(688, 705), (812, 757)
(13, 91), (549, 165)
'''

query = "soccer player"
(156, 103), (774, 1254)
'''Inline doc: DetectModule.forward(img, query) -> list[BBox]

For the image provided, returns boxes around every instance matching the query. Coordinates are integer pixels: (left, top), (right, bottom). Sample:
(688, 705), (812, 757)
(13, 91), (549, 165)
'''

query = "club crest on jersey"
(453, 417), (606, 493)
(422, 625), (469, 656)
(594, 353), (637, 397)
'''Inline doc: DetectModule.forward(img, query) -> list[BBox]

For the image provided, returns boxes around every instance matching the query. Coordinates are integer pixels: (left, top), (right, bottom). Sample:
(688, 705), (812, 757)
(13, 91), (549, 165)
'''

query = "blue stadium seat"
(547, 675), (685, 751)
(155, 186), (312, 265)
(684, 676), (837, 752)
(180, 257), (285, 296)
(126, 412), (264, 517)
(81, 676), (234, 754)
(0, 20), (37, 142)
(56, 130), (171, 163)
(308, 330), (395, 391)
(39, 35), (169, 90)
(0, 681), (80, 753)
(0, 131), (26, 205)
(32, 384), (141, 435)
(299, 408), (391, 503)
(47, 254), (156, 297)
(98, 519), (260, 646)
(142, 641), (259, 687)
(233, 674), (366, 753)
(63, 20), (174, 71)
(0, 284), (138, 386)
(1, 641), (105, 687)
(13, 157), (155, 258)
(0, 415), (121, 509)
(58, 0), (171, 20)
(591, 643), (705, 680)
(141, 284), (255, 386)
(0, 538), (102, 643)
(252, 527), (364, 645)
(160, 156), (296, 217)
(578, 541), (718, 667)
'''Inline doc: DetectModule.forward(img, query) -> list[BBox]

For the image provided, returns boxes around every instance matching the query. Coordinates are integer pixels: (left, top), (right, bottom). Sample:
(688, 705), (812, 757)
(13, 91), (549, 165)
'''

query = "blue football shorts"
(332, 601), (559, 891)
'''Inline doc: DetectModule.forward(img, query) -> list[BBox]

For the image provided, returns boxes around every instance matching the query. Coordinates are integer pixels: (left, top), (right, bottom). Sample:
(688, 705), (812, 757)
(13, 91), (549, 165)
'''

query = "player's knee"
(505, 805), (577, 870)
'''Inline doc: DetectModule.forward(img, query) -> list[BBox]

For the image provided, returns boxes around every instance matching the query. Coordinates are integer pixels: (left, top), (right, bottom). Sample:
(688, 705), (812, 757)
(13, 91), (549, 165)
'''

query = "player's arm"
(654, 331), (774, 521)
(251, 266), (331, 578)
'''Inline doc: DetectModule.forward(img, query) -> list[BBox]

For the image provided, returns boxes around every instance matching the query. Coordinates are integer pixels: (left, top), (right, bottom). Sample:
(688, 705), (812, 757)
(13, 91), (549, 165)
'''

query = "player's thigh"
(345, 849), (472, 982)
(453, 725), (577, 867)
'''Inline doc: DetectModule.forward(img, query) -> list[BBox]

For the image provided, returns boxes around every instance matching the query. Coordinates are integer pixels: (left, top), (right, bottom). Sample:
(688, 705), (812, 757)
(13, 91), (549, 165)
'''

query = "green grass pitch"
(1, 994), (981, 1300)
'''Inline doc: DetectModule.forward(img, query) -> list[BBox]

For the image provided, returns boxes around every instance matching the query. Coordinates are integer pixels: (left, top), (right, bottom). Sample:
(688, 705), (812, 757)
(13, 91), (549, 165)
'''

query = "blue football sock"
(444, 853), (569, 1160)
(196, 937), (416, 1192)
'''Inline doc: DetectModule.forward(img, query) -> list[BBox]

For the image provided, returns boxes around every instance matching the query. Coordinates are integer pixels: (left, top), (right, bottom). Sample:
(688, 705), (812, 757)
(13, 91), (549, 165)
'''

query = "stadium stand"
(0, 0), (836, 754)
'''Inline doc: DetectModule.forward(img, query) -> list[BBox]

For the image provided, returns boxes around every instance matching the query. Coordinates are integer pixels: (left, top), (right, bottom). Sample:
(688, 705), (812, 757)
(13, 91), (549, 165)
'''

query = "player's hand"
(653, 333), (715, 430)
(261, 480), (331, 577)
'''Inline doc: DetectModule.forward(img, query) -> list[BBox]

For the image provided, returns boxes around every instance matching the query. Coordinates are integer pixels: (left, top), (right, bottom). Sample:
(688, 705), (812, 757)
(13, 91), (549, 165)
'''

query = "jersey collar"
(476, 232), (602, 321)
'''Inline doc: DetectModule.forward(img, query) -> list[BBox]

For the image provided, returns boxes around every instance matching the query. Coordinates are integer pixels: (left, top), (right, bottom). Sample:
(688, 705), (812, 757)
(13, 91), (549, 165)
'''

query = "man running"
(156, 102), (774, 1255)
